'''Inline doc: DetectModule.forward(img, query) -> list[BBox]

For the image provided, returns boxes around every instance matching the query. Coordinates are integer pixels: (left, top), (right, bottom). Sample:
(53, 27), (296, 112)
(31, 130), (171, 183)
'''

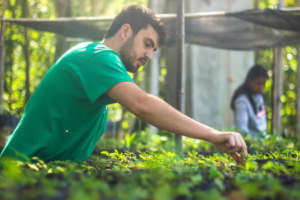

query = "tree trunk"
(296, 1), (300, 141)
(90, 0), (96, 15)
(21, 0), (31, 104)
(0, 1), (6, 114)
(255, 0), (259, 8)
(5, 1), (16, 113)
(54, 0), (71, 60)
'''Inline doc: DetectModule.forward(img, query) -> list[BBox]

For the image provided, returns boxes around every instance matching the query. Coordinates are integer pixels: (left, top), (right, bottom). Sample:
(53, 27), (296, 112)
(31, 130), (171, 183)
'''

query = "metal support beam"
(175, 0), (185, 153)
(148, 0), (160, 134)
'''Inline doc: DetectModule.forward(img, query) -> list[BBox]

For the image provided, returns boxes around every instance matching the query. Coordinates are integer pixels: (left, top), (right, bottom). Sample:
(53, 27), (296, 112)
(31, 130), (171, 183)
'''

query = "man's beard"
(119, 37), (137, 73)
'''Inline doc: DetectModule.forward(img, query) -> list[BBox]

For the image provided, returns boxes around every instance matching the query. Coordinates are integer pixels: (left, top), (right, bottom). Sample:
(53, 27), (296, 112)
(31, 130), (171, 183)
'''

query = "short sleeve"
(69, 50), (134, 103)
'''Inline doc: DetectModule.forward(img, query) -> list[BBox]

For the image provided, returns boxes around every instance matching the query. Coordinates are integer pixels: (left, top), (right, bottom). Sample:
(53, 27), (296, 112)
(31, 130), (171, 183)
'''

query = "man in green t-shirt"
(0, 5), (247, 163)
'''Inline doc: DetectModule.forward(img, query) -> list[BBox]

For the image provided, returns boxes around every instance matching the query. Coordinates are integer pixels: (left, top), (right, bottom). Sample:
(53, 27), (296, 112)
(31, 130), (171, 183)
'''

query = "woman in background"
(231, 65), (269, 137)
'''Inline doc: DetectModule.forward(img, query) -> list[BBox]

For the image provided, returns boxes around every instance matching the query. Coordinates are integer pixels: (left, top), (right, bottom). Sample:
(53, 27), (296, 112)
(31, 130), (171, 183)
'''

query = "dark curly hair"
(105, 5), (166, 46)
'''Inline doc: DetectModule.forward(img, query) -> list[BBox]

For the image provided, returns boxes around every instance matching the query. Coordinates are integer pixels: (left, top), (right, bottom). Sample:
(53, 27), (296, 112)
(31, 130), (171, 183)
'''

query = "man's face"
(119, 25), (159, 73)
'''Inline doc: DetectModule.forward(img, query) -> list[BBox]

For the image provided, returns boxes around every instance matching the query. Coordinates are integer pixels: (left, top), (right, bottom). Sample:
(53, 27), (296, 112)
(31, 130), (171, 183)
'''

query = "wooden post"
(272, 47), (283, 135)
(255, 0), (259, 9)
(225, 0), (233, 127)
(0, 1), (6, 114)
(271, 0), (285, 135)
(297, 46), (300, 141)
(175, 0), (185, 153)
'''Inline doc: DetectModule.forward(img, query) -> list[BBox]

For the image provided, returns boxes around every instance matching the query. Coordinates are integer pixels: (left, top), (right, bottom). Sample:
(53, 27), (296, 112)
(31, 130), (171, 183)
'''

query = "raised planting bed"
(0, 145), (299, 200)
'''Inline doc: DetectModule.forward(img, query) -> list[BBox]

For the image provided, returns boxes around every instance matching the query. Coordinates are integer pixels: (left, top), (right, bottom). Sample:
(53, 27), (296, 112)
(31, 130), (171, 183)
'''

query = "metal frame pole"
(175, 0), (185, 153)
(148, 0), (160, 134)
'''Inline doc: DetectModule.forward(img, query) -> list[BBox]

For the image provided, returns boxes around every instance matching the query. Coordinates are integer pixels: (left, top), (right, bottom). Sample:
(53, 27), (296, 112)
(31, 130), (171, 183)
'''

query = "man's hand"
(230, 152), (245, 165)
(211, 132), (248, 164)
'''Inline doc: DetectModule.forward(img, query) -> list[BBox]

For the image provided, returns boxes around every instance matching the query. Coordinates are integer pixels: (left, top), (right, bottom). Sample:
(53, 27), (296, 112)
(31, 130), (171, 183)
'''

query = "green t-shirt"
(0, 42), (134, 162)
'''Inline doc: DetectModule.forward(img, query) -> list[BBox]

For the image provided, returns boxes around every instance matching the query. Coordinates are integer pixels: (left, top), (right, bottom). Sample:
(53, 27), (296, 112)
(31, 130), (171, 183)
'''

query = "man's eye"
(145, 42), (151, 47)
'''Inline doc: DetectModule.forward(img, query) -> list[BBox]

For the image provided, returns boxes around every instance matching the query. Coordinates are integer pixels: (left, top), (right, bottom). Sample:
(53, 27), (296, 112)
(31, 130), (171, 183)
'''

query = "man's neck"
(103, 37), (121, 54)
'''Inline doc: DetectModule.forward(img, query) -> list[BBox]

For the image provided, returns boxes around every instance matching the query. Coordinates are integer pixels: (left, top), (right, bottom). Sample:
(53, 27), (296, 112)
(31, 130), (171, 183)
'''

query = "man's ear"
(120, 24), (133, 40)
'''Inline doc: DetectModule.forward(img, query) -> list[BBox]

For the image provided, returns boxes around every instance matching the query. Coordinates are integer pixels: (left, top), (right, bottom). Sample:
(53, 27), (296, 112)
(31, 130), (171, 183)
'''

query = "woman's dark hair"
(230, 64), (268, 113)
(105, 5), (166, 46)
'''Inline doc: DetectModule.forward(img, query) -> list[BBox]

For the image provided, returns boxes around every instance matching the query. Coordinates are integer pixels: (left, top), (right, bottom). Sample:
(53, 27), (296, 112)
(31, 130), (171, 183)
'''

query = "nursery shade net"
(11, 20), (109, 41)
(6, 9), (300, 50)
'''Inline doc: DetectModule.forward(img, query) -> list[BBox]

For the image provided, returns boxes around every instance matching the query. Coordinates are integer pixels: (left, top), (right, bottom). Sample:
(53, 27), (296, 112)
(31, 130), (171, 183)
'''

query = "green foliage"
(71, 0), (148, 17)
(2, 0), (148, 116)
(3, 0), (56, 115)
(1, 1), (300, 198)
(256, 47), (299, 136)
(5, 0), (299, 134)
(255, 0), (300, 136)
(0, 134), (299, 200)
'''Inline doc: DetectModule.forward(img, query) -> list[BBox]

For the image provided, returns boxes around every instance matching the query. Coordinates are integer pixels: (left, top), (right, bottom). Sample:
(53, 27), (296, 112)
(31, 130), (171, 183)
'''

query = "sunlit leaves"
(3, 0), (56, 114)
(71, 0), (148, 17)
(258, 0), (298, 9)
(0, 134), (299, 199)
(286, 0), (297, 7)
(259, 0), (280, 9)
(3, 0), (150, 125)
(256, 0), (299, 134)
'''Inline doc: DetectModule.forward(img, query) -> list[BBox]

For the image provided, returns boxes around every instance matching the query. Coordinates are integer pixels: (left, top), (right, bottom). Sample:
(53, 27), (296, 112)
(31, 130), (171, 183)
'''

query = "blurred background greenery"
(0, 0), (300, 141)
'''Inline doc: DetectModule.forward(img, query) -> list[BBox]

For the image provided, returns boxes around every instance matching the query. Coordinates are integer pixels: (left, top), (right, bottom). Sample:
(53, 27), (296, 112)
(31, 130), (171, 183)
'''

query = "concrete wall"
(187, 0), (254, 128)
(163, 0), (254, 129)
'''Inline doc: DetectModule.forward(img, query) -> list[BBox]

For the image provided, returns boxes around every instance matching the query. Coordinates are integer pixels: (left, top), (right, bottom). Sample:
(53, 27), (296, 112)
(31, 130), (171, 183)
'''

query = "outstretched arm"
(107, 82), (247, 159)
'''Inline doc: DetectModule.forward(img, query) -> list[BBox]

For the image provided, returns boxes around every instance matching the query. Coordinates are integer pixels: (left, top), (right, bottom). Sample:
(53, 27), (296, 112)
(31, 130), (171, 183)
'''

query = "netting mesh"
(13, 21), (108, 41)
(8, 9), (300, 50)
(230, 9), (300, 32)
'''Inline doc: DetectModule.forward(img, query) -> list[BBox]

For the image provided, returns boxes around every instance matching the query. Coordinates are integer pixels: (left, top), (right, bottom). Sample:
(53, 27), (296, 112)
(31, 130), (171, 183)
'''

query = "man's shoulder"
(85, 42), (121, 62)
(61, 42), (121, 65)
(71, 42), (116, 55)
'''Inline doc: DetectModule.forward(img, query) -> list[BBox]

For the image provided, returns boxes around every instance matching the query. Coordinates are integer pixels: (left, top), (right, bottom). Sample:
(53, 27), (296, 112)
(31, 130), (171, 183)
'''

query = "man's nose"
(145, 50), (153, 61)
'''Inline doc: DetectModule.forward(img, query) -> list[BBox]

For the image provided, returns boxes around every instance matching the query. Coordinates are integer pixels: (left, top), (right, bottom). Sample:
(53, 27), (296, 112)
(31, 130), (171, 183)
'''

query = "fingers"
(236, 132), (248, 157)
(230, 152), (245, 165)
(228, 133), (247, 165)
(225, 136), (235, 150)
(213, 131), (248, 161)
(241, 136), (248, 157)
(225, 132), (248, 157)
